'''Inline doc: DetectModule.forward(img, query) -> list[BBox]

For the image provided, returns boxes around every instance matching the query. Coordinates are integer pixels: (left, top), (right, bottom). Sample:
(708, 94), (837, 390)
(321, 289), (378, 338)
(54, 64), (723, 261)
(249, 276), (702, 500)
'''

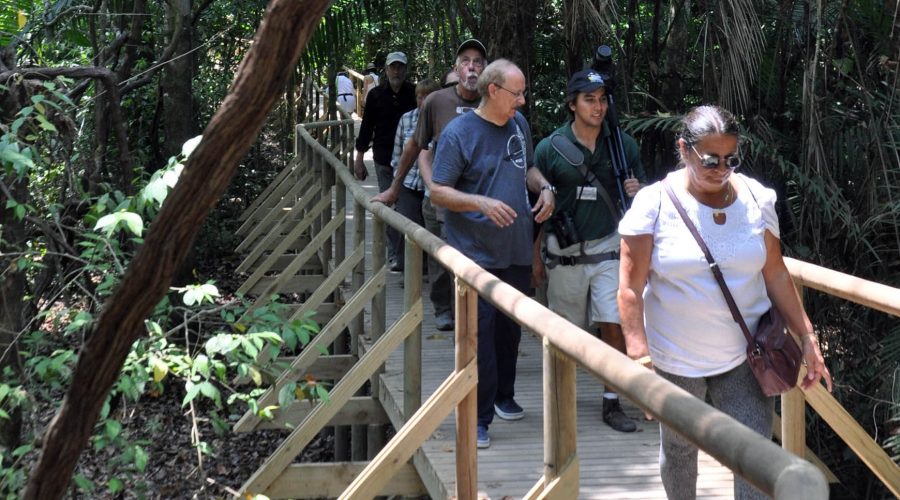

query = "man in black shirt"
(354, 51), (416, 269)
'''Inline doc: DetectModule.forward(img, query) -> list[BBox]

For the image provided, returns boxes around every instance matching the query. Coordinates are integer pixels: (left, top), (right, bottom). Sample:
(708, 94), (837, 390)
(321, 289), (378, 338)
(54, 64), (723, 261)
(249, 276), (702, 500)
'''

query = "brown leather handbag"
(663, 181), (802, 396)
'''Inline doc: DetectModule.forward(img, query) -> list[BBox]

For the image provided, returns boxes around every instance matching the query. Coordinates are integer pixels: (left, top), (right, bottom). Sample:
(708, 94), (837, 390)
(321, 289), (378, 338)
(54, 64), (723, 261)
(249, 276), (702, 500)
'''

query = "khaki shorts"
(545, 232), (621, 328)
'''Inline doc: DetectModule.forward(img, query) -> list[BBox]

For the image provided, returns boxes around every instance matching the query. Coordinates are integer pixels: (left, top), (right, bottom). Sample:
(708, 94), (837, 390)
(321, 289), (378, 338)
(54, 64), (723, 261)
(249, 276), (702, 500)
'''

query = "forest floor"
(22, 259), (337, 500)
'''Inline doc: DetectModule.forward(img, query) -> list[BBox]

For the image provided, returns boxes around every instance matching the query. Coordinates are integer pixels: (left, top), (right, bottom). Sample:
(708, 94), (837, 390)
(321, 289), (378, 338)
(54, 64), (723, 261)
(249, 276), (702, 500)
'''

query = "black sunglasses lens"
(726, 156), (741, 169)
(701, 156), (720, 168)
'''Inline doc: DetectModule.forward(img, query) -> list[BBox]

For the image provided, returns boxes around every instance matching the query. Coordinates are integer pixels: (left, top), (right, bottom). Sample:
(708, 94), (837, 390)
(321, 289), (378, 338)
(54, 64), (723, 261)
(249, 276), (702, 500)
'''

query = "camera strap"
(549, 133), (621, 219)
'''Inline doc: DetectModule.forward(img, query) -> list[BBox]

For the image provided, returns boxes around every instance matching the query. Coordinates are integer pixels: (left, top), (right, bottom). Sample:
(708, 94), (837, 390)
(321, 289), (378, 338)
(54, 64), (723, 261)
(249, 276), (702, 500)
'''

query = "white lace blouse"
(618, 171), (780, 377)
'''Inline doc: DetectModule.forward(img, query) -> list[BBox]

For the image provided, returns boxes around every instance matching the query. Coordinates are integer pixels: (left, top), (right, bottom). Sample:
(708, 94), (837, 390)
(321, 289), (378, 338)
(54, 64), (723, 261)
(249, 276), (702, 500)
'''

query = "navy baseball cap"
(567, 69), (606, 95)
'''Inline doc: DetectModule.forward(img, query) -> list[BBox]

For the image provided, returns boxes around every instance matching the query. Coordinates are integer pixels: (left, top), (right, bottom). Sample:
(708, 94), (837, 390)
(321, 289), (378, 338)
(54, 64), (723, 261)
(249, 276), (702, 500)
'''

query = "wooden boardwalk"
(350, 155), (735, 499)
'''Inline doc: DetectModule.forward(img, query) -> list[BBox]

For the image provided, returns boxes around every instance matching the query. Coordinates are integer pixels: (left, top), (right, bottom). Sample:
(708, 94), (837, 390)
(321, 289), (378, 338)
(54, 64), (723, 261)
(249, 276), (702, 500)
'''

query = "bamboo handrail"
(296, 124), (829, 498)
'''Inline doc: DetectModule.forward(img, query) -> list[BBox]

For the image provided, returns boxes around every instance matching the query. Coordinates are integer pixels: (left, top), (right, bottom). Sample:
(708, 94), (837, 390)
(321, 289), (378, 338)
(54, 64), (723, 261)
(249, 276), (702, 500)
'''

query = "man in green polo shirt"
(533, 69), (646, 432)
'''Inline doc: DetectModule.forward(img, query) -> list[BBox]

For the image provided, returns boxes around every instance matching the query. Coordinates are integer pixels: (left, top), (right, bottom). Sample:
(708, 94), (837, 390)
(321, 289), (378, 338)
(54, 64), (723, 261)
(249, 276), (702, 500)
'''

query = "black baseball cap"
(567, 69), (606, 95)
(456, 39), (487, 58)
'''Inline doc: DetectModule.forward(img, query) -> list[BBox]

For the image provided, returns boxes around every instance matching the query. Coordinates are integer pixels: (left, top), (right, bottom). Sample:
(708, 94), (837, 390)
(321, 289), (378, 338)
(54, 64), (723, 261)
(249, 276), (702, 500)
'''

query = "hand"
(372, 185), (399, 206)
(624, 177), (642, 198)
(800, 335), (833, 392)
(532, 189), (555, 223)
(353, 156), (368, 181)
(478, 197), (517, 227)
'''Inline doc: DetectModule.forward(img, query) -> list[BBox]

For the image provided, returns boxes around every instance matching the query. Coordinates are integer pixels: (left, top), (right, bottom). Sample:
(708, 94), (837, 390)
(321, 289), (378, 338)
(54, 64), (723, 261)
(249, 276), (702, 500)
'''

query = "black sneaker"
(603, 398), (637, 433)
(495, 398), (525, 420)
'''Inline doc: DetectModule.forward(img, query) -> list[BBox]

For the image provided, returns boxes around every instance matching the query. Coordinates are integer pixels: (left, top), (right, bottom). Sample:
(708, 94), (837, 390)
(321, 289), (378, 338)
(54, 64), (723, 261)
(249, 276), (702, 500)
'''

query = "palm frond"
(713, 0), (766, 112)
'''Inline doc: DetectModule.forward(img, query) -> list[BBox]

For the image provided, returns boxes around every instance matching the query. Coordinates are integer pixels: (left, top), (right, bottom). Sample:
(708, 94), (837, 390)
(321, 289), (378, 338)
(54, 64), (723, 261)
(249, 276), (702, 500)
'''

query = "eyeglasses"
(493, 83), (526, 100)
(690, 143), (741, 169)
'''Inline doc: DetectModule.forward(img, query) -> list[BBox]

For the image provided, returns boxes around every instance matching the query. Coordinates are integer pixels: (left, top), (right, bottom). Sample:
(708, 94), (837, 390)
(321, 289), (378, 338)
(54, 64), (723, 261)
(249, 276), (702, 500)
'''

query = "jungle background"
(0, 0), (898, 497)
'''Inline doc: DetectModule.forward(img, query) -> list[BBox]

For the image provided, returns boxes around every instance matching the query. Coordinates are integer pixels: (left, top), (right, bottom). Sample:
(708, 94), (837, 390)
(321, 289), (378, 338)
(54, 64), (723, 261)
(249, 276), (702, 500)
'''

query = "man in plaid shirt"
(390, 79), (442, 236)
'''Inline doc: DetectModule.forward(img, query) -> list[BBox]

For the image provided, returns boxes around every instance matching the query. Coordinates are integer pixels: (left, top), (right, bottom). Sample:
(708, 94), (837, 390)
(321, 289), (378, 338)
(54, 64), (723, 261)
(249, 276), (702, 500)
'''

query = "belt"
(545, 250), (619, 267)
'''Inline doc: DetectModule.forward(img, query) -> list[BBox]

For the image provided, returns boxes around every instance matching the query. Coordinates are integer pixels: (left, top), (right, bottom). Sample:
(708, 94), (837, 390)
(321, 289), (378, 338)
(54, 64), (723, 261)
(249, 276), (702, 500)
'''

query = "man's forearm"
(430, 184), (485, 213)
(418, 148), (434, 188)
(526, 166), (550, 193)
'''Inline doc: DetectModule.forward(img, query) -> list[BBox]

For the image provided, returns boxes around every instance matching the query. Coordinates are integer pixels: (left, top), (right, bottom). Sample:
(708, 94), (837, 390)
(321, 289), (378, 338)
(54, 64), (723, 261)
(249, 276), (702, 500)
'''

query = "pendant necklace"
(712, 182), (733, 225)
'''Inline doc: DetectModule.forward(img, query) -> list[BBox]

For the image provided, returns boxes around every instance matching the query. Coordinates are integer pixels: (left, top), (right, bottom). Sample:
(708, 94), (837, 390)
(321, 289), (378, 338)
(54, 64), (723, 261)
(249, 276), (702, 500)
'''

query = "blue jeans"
(476, 265), (531, 428)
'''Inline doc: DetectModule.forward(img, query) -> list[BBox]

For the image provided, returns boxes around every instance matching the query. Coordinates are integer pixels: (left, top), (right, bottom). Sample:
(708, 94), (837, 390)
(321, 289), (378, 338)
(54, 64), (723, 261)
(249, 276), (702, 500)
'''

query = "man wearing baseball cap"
(533, 68), (646, 432)
(371, 38), (488, 333)
(355, 51), (416, 270)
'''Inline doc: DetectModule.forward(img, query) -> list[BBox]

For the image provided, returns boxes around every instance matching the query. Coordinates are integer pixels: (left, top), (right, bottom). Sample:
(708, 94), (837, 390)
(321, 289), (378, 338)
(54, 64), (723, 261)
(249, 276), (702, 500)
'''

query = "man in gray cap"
(533, 68), (645, 432)
(354, 51), (416, 270)
(371, 39), (488, 332)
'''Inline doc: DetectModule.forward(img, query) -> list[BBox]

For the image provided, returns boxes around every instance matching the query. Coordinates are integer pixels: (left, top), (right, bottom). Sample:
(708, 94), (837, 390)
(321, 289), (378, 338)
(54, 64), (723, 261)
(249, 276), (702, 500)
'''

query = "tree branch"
(453, 0), (479, 38)
(21, 0), (332, 497)
(0, 66), (134, 182)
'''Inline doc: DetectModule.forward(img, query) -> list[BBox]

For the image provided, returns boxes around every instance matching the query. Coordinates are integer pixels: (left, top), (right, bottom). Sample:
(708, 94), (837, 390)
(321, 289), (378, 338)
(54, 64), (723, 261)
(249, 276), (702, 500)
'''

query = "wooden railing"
(781, 259), (900, 497)
(230, 115), (899, 499)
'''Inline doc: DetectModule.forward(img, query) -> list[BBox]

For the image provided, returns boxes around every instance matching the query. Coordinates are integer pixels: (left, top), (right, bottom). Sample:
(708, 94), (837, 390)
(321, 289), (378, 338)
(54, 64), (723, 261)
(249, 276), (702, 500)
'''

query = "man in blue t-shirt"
(431, 59), (555, 449)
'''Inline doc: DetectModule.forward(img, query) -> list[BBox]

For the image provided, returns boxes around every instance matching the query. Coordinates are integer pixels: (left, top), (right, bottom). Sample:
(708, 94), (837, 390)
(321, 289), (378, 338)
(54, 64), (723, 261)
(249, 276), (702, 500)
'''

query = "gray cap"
(456, 39), (487, 58)
(385, 51), (408, 66)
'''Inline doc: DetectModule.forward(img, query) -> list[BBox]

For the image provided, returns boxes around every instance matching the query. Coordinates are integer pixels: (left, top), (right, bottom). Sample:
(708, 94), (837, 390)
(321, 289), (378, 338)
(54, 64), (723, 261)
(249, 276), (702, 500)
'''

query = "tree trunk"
(480, 0), (538, 119)
(0, 176), (27, 455)
(161, 0), (198, 158)
(22, 0), (332, 497)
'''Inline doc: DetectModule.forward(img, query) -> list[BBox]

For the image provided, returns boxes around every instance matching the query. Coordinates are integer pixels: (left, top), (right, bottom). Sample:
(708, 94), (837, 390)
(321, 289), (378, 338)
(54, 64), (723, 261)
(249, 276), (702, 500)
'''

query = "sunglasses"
(690, 143), (741, 169)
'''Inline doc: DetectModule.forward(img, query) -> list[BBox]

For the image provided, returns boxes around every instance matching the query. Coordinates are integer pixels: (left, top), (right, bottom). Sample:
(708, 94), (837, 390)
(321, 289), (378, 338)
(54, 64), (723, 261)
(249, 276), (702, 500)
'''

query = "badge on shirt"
(577, 186), (598, 200)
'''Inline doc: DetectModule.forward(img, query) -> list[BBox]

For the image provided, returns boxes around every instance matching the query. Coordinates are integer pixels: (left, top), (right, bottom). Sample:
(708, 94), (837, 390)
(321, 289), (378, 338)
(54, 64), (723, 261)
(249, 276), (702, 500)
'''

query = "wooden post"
(371, 217), (387, 340)
(321, 155), (334, 265)
(334, 168), (347, 266)
(542, 339), (578, 484)
(351, 200), (365, 340)
(782, 282), (807, 456)
(454, 278), (478, 500)
(403, 237), (423, 418)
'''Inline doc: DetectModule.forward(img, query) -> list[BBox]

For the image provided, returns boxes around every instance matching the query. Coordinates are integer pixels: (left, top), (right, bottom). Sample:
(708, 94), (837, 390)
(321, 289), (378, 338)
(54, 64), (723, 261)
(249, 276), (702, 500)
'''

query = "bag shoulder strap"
(548, 132), (620, 218)
(661, 180), (754, 344)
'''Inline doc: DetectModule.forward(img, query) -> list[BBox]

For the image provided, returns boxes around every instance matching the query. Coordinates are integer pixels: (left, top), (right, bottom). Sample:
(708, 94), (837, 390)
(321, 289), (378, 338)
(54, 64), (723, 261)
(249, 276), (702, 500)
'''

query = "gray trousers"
(375, 162), (402, 261)
(656, 362), (773, 500)
(422, 195), (452, 316)
(393, 185), (425, 265)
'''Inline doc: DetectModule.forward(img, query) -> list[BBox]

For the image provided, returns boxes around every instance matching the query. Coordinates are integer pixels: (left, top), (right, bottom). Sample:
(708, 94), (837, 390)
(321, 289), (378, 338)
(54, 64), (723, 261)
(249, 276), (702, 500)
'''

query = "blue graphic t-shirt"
(431, 110), (535, 268)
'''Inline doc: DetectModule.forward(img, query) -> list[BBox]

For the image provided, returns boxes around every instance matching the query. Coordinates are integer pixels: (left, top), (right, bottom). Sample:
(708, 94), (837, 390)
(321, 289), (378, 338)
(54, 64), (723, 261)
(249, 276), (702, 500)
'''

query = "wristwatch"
(541, 184), (557, 195)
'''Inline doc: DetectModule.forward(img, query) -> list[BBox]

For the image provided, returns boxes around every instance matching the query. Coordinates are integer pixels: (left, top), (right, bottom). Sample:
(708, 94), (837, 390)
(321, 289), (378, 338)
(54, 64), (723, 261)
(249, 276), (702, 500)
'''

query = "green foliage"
(0, 113), (324, 495)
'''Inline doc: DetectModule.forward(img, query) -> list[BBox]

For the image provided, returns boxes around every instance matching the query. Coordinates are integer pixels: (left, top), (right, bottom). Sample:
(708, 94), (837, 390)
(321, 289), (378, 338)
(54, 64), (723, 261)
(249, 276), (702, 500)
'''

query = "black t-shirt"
(354, 81), (416, 166)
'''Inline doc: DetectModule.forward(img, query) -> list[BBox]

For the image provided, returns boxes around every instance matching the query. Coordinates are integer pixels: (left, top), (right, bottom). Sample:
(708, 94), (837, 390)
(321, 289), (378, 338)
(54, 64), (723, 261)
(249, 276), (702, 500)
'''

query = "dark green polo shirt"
(534, 120), (645, 241)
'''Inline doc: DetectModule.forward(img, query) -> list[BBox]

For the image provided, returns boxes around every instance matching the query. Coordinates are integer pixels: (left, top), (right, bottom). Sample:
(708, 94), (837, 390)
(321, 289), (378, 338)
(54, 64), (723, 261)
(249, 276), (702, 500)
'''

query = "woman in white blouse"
(617, 105), (831, 500)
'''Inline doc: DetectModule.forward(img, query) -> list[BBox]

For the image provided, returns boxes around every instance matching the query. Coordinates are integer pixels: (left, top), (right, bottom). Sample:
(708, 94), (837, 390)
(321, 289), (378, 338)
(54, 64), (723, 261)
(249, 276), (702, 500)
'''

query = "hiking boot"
(434, 311), (455, 331)
(603, 398), (637, 433)
(495, 398), (525, 421)
(477, 425), (491, 449)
